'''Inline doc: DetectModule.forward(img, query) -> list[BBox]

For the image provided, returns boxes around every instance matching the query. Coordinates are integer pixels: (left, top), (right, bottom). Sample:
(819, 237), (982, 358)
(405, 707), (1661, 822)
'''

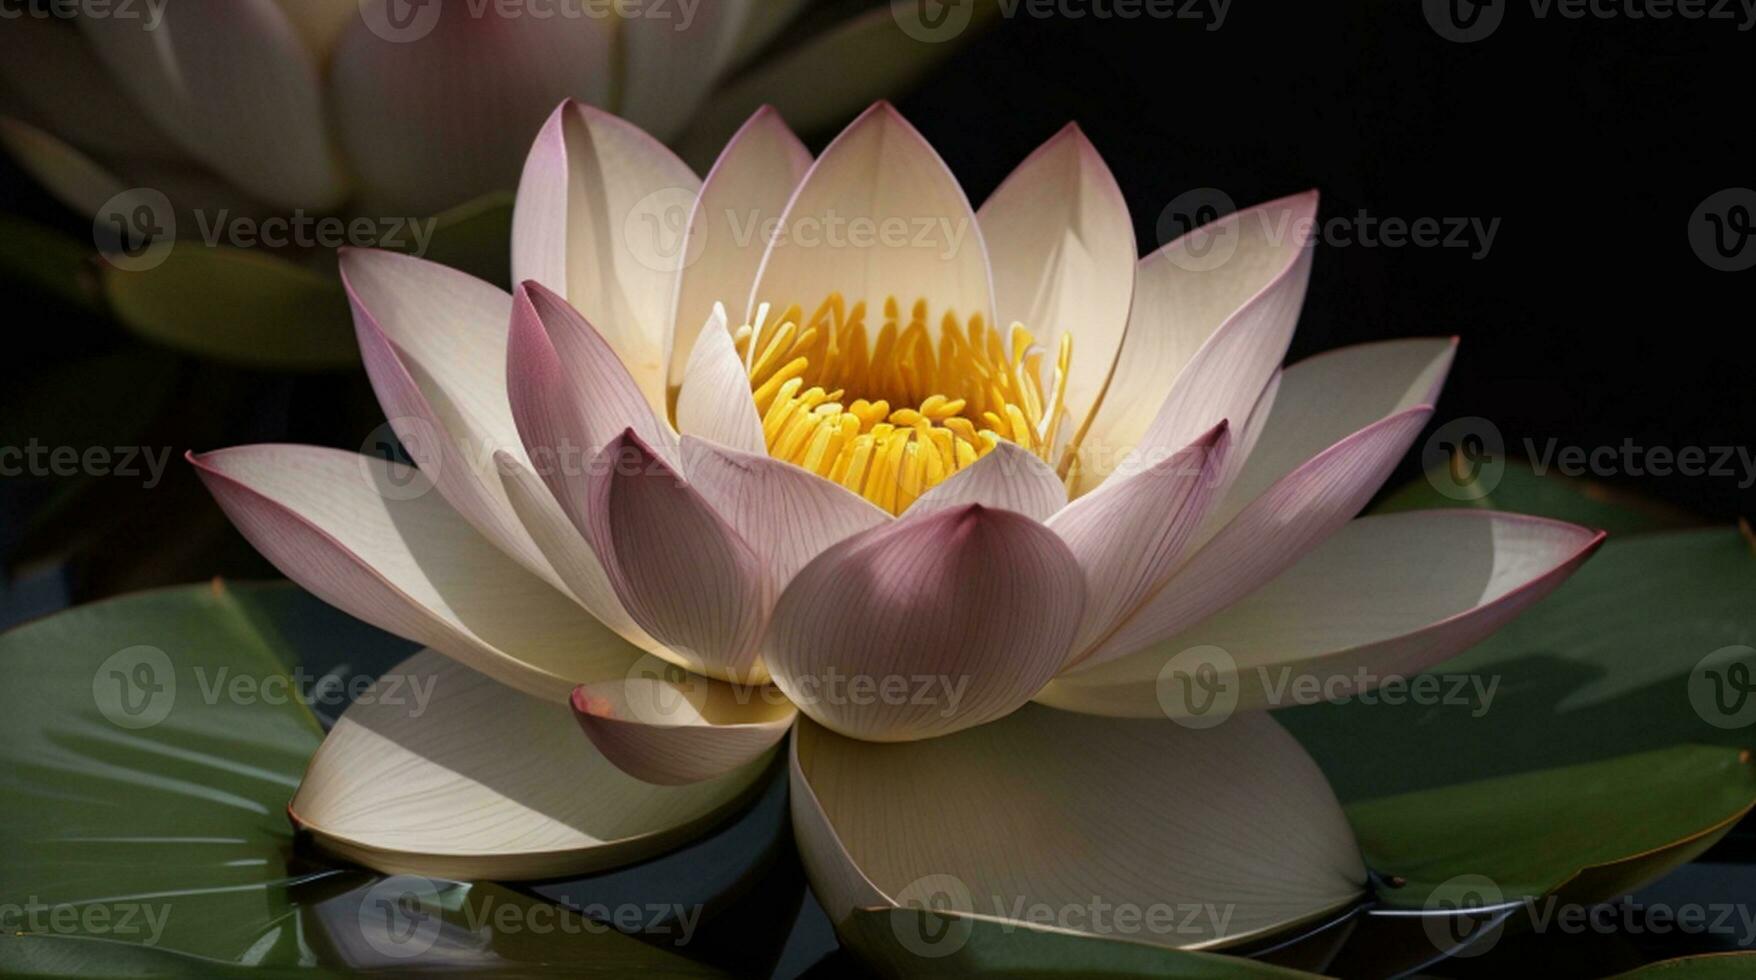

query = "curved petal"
(491, 450), (654, 650)
(619, 0), (750, 141)
(1050, 423), (1230, 658)
(0, 16), (178, 158)
(675, 304), (767, 455)
(906, 441), (1067, 523)
(764, 506), (1085, 741)
(292, 649), (769, 879)
(1071, 191), (1319, 495)
(0, 117), (126, 219)
(190, 445), (642, 702)
(581, 432), (770, 685)
(681, 437), (891, 591)
(268, 0), (357, 61)
(1069, 406), (1434, 671)
(1038, 512), (1605, 718)
(666, 106), (812, 392)
(1204, 337), (1457, 534)
(978, 123), (1136, 450)
(78, 0), (344, 210)
(570, 663), (795, 786)
(505, 279), (679, 518)
(344, 251), (557, 585)
(749, 102), (993, 328)
(790, 707), (1367, 949)
(328, 7), (614, 216)
(512, 101), (701, 414)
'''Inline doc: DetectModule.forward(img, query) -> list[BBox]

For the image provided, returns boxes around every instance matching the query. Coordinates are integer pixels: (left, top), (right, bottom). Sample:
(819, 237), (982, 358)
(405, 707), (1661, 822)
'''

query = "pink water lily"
(191, 100), (1603, 948)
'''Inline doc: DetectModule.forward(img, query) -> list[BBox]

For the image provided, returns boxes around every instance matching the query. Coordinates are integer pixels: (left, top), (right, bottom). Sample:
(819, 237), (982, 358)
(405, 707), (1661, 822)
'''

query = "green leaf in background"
(1611, 952), (1756, 978)
(839, 907), (1322, 979)
(411, 191), (514, 288)
(1279, 528), (1756, 908)
(0, 581), (732, 975)
(0, 214), (102, 313)
(1374, 456), (1703, 536)
(100, 246), (357, 370)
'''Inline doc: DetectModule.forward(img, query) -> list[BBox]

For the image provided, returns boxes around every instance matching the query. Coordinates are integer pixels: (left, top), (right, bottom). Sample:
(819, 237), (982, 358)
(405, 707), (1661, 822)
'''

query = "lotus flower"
(189, 99), (1605, 950)
(0, 0), (978, 365)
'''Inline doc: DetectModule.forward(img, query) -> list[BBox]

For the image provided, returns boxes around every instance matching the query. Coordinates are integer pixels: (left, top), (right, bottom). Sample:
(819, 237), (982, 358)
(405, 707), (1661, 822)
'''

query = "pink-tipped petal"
(1072, 191), (1319, 495)
(675, 304), (767, 455)
(666, 106), (812, 391)
(570, 668), (794, 786)
(905, 441), (1067, 523)
(764, 506), (1086, 742)
(190, 445), (643, 703)
(1067, 405), (1434, 671)
(512, 101), (701, 415)
(1204, 338), (1457, 535)
(78, 0), (343, 210)
(581, 433), (770, 685)
(1049, 423), (1231, 659)
(680, 437), (891, 591)
(749, 103), (993, 327)
(978, 124), (1136, 450)
(1039, 512), (1605, 717)
(328, 5), (613, 215)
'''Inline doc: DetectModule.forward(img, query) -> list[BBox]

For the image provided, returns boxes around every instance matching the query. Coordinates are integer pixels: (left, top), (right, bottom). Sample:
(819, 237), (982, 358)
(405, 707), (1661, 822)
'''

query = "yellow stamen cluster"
(735, 293), (1071, 515)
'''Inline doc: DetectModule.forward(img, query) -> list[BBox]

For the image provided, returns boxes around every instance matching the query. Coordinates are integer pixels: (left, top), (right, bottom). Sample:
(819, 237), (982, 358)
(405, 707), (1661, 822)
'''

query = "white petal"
(512, 101), (700, 415)
(1069, 406), (1434, 670)
(191, 445), (642, 702)
(749, 103), (993, 328)
(675, 304), (767, 455)
(570, 664), (794, 785)
(1072, 192), (1319, 495)
(1038, 512), (1604, 717)
(978, 124), (1136, 449)
(666, 106), (812, 393)
(790, 707), (1366, 948)
(292, 649), (769, 879)
(906, 442), (1067, 523)
(0, 17), (177, 157)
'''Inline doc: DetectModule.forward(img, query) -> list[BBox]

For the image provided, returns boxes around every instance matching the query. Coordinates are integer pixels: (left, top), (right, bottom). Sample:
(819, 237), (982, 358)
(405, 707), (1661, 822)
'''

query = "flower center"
(736, 294), (1071, 515)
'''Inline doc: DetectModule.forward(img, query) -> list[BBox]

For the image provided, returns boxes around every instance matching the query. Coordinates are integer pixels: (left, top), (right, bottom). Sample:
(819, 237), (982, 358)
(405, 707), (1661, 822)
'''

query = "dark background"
(896, 0), (1753, 520)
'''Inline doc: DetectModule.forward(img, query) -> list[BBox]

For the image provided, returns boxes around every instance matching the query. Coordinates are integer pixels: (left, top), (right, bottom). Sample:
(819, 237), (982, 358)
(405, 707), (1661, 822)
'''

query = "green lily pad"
(100, 246), (357, 370)
(1373, 456), (1703, 536)
(1279, 528), (1756, 908)
(839, 907), (1322, 979)
(0, 581), (727, 974)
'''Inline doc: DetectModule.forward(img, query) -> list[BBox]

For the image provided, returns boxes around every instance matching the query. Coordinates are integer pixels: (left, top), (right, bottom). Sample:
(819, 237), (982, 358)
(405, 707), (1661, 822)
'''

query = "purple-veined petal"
(905, 441), (1067, 523)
